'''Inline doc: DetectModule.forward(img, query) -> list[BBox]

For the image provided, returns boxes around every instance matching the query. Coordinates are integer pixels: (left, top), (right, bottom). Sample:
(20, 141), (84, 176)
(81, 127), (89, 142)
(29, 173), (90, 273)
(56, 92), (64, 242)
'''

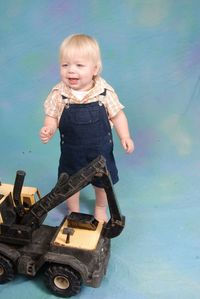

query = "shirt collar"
(53, 76), (114, 101)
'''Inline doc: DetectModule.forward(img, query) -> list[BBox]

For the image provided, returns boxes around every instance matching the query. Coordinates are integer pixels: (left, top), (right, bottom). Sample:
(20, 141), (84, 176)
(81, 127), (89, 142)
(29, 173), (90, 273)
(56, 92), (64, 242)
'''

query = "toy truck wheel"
(44, 264), (82, 297)
(0, 255), (15, 284)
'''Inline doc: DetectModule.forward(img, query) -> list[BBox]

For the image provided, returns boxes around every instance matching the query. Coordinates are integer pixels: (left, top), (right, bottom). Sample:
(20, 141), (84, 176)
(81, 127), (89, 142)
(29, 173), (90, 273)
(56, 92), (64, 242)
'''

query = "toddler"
(40, 34), (134, 222)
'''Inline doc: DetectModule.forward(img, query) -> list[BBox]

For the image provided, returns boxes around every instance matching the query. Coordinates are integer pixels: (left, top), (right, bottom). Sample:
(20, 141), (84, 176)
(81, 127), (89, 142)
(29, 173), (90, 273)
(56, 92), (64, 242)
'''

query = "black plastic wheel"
(44, 264), (82, 297)
(0, 255), (15, 284)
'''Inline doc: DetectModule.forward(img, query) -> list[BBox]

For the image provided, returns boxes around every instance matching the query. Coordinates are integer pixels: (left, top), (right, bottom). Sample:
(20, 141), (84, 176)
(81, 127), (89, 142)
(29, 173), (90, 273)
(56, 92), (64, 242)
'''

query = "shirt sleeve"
(104, 90), (124, 119)
(44, 90), (61, 119)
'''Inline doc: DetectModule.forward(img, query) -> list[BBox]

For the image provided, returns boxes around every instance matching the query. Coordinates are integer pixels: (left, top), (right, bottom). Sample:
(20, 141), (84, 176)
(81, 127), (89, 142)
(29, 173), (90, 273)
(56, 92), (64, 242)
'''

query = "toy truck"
(0, 156), (125, 297)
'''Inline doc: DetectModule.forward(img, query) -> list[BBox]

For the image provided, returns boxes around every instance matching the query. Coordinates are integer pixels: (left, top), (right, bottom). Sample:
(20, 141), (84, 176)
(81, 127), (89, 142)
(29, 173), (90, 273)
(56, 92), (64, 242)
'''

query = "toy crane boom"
(20, 155), (106, 228)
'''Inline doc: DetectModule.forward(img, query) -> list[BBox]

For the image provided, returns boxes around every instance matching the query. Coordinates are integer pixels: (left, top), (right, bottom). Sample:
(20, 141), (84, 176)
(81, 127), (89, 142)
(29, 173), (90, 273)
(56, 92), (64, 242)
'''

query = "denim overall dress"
(58, 92), (119, 187)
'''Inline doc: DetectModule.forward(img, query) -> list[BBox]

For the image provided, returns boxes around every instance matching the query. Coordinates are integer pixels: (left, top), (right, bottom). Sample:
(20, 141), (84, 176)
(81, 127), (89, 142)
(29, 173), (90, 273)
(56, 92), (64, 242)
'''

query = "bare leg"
(94, 186), (108, 222)
(66, 191), (80, 214)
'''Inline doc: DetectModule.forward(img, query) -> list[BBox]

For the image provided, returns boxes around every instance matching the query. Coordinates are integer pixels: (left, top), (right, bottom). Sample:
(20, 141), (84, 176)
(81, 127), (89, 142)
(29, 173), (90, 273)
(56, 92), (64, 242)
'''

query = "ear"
(93, 64), (99, 76)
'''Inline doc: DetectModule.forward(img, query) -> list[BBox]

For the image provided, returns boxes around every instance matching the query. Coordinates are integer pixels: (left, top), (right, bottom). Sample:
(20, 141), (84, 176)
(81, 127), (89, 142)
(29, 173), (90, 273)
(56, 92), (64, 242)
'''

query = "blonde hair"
(59, 34), (102, 75)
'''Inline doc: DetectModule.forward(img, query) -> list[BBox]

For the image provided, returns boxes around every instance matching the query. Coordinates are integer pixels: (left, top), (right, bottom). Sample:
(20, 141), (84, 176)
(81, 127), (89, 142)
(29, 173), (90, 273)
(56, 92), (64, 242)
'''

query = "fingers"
(121, 138), (135, 154)
(40, 127), (52, 143)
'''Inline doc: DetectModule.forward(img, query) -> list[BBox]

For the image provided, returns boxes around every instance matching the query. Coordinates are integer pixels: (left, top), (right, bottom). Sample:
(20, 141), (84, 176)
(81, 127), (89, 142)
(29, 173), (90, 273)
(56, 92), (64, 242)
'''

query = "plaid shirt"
(44, 76), (124, 123)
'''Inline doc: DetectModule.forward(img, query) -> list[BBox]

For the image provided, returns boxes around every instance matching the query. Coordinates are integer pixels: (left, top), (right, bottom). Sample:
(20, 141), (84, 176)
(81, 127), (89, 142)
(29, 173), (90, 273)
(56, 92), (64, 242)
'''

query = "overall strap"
(62, 95), (70, 108)
(99, 89), (107, 96)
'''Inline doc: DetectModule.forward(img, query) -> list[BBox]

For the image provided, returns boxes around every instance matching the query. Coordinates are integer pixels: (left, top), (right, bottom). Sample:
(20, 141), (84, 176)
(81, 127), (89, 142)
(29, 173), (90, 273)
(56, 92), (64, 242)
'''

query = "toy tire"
(44, 264), (82, 297)
(0, 255), (15, 284)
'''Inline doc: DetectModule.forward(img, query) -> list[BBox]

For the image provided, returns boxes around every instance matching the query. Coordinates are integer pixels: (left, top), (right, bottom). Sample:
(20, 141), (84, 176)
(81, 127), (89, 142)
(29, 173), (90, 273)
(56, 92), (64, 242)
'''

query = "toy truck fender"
(43, 252), (89, 282)
(0, 243), (20, 263)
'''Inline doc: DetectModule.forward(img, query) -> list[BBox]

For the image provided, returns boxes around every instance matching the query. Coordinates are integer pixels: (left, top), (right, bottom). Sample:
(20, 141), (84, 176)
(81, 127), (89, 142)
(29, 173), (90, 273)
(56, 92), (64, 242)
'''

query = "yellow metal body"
(53, 219), (104, 251)
(0, 183), (41, 224)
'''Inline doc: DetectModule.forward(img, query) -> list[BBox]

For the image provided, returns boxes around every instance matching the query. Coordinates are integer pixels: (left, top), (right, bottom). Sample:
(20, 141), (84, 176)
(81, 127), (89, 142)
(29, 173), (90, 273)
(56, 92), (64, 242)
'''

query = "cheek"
(60, 69), (66, 78)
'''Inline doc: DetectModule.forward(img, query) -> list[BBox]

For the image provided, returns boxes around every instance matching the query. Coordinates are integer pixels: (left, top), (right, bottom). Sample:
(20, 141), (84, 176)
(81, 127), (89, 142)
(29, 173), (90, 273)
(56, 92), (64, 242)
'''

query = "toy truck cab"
(0, 182), (41, 224)
(0, 183), (41, 208)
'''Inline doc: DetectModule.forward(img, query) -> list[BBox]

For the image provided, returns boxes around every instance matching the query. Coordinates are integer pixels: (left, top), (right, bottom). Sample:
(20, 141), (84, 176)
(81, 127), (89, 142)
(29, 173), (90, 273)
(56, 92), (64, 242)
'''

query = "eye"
(61, 64), (68, 68)
(77, 64), (84, 67)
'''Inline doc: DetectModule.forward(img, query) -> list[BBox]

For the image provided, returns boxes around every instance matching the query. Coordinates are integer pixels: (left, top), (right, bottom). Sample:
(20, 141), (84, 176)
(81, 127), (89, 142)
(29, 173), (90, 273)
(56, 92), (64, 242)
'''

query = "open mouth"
(68, 78), (79, 85)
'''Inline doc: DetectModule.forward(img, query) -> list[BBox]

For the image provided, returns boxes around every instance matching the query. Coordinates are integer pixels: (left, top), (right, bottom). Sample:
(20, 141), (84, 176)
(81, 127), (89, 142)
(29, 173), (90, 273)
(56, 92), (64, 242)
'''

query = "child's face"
(60, 54), (98, 91)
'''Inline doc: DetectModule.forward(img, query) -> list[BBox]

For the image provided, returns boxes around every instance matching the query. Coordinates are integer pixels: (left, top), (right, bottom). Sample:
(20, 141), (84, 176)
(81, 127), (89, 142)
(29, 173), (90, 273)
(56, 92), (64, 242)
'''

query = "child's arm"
(40, 116), (58, 144)
(111, 110), (134, 153)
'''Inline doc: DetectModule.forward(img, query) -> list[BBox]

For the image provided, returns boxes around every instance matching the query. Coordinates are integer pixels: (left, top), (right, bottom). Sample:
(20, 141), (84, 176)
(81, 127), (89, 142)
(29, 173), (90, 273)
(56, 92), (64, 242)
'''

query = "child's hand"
(40, 126), (54, 143)
(121, 137), (134, 154)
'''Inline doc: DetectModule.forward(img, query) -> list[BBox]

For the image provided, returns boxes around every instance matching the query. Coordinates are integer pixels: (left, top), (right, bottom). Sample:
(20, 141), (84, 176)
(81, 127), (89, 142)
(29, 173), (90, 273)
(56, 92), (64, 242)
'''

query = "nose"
(68, 65), (75, 73)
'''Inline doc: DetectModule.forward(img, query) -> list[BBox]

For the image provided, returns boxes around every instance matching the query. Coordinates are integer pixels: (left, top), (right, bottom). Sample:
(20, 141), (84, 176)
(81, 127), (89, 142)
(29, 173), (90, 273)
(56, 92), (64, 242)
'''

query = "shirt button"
(61, 134), (64, 138)
(61, 141), (64, 144)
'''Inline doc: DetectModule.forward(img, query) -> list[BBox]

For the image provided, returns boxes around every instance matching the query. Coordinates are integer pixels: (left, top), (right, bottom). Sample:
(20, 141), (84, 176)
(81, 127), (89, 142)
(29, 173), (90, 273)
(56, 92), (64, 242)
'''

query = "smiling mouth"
(68, 78), (78, 84)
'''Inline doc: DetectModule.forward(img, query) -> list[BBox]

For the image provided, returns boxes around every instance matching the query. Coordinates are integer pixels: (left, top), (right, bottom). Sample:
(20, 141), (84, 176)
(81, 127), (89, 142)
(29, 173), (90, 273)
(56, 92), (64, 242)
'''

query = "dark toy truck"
(0, 156), (125, 297)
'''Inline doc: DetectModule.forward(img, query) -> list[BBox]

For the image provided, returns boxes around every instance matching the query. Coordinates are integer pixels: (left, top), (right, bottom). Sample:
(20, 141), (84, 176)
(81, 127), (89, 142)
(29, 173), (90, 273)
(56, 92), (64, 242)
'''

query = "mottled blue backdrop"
(1, 1), (200, 299)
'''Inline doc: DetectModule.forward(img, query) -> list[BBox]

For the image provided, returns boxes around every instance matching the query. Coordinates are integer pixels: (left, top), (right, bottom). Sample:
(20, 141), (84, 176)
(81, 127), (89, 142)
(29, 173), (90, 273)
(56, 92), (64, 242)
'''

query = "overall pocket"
(70, 106), (100, 124)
